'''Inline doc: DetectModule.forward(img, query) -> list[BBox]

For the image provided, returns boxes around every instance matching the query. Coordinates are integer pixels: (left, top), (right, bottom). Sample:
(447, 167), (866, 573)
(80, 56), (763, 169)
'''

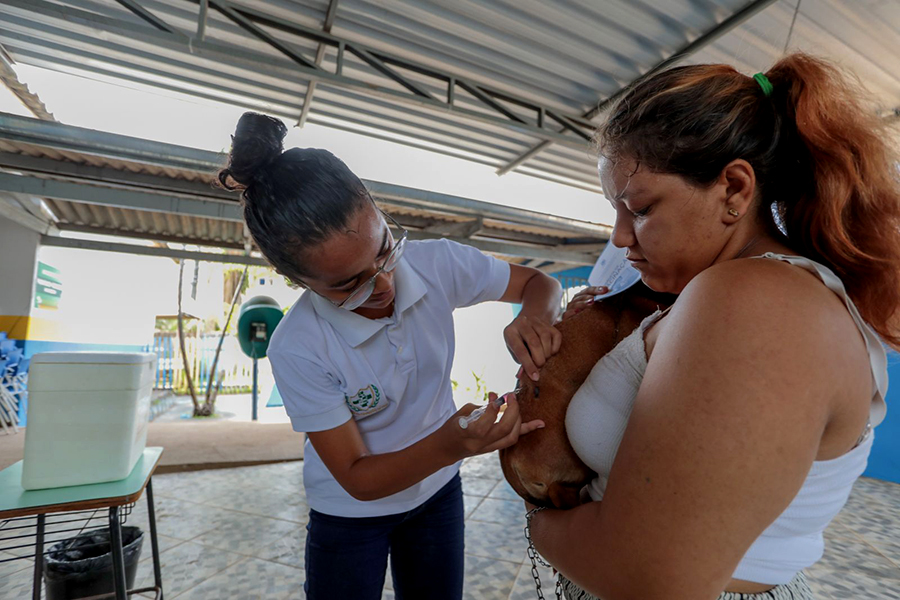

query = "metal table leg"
(108, 506), (127, 600)
(32, 513), (44, 600)
(146, 478), (164, 600)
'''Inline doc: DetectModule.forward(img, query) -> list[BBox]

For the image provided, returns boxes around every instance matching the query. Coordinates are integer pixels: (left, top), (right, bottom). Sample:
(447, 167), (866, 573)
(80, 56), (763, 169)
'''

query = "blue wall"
(553, 266), (593, 281)
(512, 265), (592, 318)
(864, 352), (900, 483)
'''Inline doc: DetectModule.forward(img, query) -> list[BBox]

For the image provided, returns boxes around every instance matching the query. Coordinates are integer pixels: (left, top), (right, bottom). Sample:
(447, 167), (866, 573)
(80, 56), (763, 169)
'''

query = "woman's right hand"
(441, 392), (544, 461)
(561, 286), (608, 320)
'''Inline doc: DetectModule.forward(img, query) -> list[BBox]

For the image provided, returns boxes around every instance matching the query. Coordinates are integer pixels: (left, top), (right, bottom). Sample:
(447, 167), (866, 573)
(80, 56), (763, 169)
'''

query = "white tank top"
(565, 253), (888, 585)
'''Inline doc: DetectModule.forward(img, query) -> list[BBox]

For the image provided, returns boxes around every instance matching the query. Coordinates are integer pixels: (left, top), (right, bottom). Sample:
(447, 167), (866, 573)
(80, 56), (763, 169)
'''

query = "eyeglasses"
(323, 211), (408, 311)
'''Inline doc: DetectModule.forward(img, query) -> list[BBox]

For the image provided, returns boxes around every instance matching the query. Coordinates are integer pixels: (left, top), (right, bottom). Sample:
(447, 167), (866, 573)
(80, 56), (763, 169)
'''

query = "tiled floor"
(2, 455), (898, 599)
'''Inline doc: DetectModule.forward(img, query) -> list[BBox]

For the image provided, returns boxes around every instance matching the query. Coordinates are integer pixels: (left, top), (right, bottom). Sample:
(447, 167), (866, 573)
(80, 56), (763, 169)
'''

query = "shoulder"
(402, 237), (495, 281)
(404, 238), (470, 263)
(675, 256), (842, 330)
(268, 292), (323, 360)
(655, 256), (864, 392)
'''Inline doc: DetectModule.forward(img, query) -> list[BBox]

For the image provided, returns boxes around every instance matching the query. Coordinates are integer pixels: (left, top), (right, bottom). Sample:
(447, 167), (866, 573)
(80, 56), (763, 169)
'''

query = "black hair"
(216, 112), (370, 283)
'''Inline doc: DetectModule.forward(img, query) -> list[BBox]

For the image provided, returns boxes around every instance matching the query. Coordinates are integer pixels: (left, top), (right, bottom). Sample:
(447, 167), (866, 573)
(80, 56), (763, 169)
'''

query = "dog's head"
(498, 370), (594, 509)
(497, 283), (676, 509)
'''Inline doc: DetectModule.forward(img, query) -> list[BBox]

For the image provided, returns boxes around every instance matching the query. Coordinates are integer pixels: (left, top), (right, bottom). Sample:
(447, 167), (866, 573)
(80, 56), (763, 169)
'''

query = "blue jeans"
(304, 473), (465, 600)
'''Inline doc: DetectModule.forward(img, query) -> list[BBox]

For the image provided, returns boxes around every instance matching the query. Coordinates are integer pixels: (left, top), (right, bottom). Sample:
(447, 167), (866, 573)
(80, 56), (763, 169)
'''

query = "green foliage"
(454, 370), (490, 404)
(154, 317), (178, 332)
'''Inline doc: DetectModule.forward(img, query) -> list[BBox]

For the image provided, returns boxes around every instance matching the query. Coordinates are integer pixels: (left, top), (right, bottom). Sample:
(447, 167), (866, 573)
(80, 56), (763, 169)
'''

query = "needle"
(458, 394), (508, 429)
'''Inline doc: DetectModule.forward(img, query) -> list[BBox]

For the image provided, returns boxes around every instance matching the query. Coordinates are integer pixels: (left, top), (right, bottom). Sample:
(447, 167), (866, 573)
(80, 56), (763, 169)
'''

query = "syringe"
(458, 394), (509, 429)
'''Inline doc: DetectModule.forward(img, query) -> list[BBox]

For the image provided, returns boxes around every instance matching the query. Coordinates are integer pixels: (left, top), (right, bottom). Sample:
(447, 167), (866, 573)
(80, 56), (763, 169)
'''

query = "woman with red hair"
(531, 53), (900, 599)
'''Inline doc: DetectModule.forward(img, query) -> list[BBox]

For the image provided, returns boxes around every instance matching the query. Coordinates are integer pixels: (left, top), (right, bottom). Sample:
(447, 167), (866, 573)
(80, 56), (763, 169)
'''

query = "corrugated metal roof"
(0, 135), (598, 240)
(45, 197), (248, 246)
(0, 138), (210, 182)
(0, 113), (609, 268)
(2, 0), (898, 195)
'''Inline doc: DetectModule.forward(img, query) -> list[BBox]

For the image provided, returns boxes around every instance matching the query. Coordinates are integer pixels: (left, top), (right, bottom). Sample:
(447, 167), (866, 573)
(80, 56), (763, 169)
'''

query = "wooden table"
(0, 447), (165, 600)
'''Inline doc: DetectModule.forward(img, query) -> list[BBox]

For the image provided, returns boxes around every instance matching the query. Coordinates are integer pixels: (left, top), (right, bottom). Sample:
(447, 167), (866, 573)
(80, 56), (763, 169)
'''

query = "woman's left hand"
(504, 314), (562, 382)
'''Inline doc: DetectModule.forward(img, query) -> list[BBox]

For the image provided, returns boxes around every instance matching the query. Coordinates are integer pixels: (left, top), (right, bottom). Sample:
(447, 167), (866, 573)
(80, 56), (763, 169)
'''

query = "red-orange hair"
(598, 53), (900, 348)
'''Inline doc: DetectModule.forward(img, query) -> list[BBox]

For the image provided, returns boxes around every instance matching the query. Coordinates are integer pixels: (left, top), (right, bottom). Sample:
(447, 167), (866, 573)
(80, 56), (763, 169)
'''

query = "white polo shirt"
(269, 239), (511, 517)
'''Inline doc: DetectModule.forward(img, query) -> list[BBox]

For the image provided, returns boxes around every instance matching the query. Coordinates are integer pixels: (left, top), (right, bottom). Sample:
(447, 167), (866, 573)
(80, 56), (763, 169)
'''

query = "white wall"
(451, 302), (519, 407)
(31, 244), (177, 347)
(0, 215), (39, 318)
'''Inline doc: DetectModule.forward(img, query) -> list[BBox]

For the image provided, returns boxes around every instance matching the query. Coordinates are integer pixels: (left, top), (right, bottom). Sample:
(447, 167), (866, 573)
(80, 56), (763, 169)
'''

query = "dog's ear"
(547, 481), (582, 509)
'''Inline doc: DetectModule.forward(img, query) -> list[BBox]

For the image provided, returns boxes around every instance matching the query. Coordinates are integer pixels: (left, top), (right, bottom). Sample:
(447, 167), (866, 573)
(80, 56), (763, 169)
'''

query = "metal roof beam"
(2, 0), (593, 150)
(496, 0), (779, 176)
(0, 172), (244, 221)
(297, 0), (340, 128)
(217, 2), (593, 142)
(0, 151), (233, 201)
(195, 0), (209, 41)
(422, 217), (483, 239)
(5, 38), (302, 120)
(545, 110), (593, 142)
(40, 231), (591, 268)
(0, 43), (54, 121)
(209, 0), (319, 71)
(385, 212), (560, 246)
(9, 37), (594, 189)
(0, 152), (580, 246)
(0, 156), (604, 262)
(403, 231), (594, 266)
(0, 193), (56, 235)
(365, 179), (609, 237)
(40, 235), (267, 266)
(346, 45), (435, 101)
(0, 156), (574, 246)
(0, 111), (222, 172)
(55, 223), (246, 250)
(113, 0), (181, 36)
(456, 80), (526, 125)
(0, 112), (608, 238)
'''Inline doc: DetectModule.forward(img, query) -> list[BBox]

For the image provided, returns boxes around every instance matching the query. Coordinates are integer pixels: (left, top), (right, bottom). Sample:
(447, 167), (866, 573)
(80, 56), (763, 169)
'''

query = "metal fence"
(145, 275), (591, 393)
(557, 275), (590, 310)
(146, 332), (252, 393)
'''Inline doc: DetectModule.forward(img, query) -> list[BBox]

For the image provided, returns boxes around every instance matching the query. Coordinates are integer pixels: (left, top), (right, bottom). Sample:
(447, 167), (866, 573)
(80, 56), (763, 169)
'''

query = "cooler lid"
(31, 352), (156, 365)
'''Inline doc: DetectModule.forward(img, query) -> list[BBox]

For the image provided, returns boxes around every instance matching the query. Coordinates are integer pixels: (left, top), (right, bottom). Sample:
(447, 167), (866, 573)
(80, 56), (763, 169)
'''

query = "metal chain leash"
(525, 507), (562, 600)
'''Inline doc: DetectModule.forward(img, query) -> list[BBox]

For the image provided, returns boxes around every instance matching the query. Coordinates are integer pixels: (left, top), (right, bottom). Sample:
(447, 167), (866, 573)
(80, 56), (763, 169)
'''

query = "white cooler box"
(22, 352), (157, 490)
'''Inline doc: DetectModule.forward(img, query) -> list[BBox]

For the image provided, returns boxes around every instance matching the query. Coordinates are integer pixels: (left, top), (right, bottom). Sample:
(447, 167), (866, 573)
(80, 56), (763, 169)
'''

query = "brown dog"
(499, 283), (674, 508)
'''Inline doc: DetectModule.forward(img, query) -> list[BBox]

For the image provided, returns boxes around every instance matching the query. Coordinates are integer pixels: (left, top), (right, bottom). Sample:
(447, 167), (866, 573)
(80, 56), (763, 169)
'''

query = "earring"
(728, 208), (740, 217)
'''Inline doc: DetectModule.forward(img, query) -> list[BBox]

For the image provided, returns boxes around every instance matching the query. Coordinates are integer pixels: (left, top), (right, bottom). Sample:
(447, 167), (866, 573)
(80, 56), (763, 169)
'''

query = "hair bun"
(218, 112), (288, 190)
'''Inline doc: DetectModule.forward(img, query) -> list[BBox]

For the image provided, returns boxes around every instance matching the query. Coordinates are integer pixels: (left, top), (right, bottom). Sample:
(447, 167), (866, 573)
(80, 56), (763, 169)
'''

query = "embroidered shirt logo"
(345, 384), (387, 417)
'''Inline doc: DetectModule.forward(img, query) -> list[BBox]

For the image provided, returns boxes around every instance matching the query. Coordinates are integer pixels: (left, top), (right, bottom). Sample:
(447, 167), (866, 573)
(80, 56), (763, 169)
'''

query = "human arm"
(500, 264), (564, 381)
(528, 261), (854, 598)
(308, 392), (543, 501)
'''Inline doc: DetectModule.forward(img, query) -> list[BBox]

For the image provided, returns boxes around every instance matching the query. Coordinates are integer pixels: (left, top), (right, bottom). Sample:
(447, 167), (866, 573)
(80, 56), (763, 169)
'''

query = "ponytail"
(598, 53), (900, 347)
(767, 55), (900, 347)
(216, 112), (370, 284)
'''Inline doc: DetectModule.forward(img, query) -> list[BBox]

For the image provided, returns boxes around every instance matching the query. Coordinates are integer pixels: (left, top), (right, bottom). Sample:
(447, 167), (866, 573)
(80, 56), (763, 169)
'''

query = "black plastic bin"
(43, 526), (144, 600)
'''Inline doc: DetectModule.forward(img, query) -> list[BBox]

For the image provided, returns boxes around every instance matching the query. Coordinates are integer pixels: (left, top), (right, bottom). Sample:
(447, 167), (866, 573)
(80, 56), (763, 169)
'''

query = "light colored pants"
(560, 571), (814, 600)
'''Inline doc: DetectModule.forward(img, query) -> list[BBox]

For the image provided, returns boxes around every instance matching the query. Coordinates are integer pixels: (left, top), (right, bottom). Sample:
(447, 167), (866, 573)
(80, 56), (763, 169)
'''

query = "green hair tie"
(753, 72), (773, 97)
